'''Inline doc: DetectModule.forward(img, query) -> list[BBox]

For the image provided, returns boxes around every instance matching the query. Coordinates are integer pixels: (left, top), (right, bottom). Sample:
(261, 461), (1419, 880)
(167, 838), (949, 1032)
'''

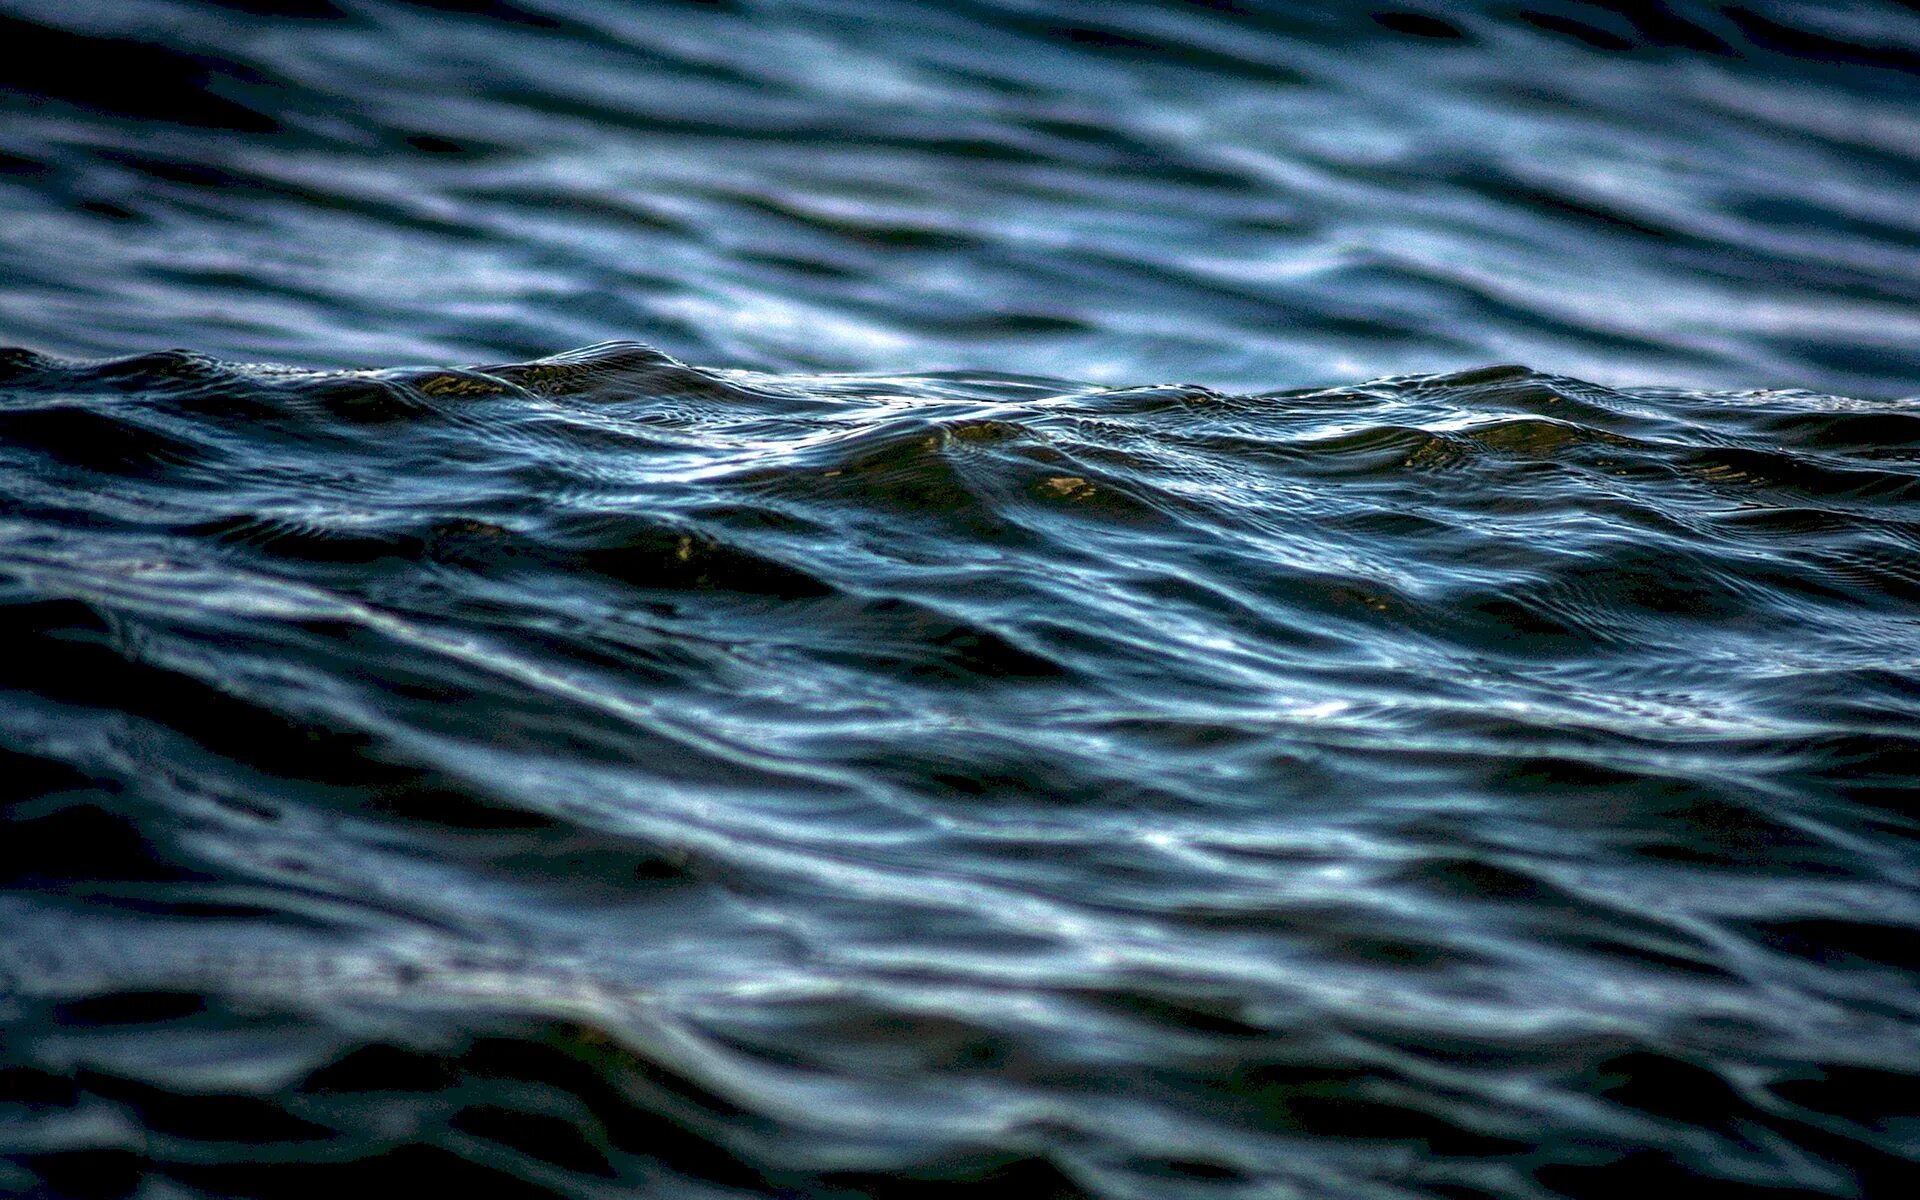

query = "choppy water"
(4, 3), (1920, 1198)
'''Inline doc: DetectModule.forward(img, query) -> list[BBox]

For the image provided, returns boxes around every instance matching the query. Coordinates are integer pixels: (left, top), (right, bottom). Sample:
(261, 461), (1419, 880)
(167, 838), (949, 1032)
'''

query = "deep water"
(3, 3), (1920, 1199)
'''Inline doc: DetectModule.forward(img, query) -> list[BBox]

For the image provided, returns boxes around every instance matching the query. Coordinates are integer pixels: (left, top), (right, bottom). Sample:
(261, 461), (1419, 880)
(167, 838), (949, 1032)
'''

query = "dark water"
(4, 3), (1920, 1198)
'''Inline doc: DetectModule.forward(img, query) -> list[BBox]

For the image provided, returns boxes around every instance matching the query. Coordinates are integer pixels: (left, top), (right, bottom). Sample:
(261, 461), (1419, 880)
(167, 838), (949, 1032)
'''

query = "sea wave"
(3, 342), (1917, 1197)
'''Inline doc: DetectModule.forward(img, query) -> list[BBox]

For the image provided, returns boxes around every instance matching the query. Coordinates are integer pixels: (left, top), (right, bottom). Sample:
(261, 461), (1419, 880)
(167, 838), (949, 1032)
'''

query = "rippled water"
(4, 3), (1920, 1198)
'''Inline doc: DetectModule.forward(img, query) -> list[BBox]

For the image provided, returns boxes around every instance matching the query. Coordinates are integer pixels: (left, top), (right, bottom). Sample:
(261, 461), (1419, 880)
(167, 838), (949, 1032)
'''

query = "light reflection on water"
(3, 2), (1920, 397)
(2, 3), (1920, 1198)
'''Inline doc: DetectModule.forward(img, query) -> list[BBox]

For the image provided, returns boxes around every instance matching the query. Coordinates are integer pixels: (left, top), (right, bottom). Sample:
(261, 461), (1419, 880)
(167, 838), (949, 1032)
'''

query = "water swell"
(2, 342), (1917, 1197)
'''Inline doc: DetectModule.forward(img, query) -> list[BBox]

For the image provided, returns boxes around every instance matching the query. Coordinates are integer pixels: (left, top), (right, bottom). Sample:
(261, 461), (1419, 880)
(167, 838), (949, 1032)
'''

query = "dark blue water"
(4, 3), (1920, 1198)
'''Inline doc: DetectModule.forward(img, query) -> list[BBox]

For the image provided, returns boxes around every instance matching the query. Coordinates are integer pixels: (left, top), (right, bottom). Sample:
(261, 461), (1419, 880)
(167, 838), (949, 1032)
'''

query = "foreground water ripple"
(0, 340), (1916, 1197)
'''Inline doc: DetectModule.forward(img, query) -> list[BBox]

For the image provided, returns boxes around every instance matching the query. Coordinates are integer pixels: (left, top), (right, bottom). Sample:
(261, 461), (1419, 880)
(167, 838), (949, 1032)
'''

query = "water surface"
(2, 3), (1919, 1198)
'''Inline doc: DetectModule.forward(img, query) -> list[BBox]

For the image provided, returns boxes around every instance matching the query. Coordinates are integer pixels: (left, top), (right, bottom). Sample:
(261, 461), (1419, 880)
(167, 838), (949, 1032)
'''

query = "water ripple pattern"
(2, 342), (1918, 1197)
(1, 1), (1919, 396)
(4, 2), (1920, 1198)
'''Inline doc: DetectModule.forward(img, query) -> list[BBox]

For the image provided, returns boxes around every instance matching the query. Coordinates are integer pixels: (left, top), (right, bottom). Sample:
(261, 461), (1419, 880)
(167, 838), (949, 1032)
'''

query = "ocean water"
(3, 3), (1919, 1198)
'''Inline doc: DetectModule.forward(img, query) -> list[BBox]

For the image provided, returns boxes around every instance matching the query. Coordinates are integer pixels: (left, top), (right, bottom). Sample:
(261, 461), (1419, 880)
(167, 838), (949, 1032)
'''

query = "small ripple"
(4, 348), (1920, 1193)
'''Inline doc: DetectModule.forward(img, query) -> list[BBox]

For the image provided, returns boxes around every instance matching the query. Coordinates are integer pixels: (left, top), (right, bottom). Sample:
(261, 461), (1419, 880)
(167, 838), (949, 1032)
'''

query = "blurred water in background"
(3, 3), (1920, 1199)
(3, 0), (1920, 395)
